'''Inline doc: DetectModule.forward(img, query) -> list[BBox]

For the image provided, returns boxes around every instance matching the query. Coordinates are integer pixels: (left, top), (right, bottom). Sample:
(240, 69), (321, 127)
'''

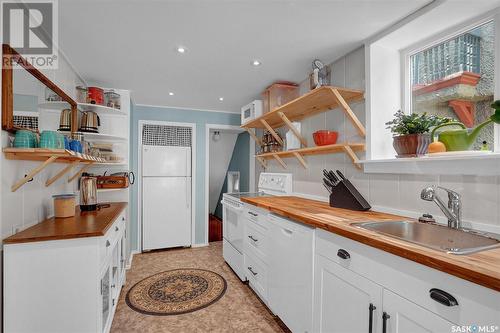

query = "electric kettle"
(58, 109), (72, 131)
(79, 111), (100, 133)
(80, 173), (97, 211)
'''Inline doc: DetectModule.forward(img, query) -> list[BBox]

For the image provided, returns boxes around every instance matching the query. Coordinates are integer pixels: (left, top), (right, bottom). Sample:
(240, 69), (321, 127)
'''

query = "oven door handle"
(222, 200), (242, 211)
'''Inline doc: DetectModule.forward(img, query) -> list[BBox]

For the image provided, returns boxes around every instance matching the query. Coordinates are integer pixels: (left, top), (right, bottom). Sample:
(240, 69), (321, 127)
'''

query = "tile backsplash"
(258, 46), (500, 234)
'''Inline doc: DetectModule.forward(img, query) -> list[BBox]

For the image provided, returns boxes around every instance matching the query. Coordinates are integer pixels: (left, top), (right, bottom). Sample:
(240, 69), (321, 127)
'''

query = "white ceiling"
(58, 0), (431, 112)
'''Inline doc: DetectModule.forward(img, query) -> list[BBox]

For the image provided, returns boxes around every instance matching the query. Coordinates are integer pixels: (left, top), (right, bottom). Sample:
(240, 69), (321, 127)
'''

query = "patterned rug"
(125, 268), (227, 315)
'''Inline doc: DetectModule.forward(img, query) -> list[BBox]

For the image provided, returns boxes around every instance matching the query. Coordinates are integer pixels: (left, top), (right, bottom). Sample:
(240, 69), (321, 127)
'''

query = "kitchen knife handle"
(337, 170), (347, 180)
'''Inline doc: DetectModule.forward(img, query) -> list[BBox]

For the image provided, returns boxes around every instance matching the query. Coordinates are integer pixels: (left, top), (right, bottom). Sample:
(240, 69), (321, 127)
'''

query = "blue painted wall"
(130, 104), (241, 251)
(214, 132), (250, 219)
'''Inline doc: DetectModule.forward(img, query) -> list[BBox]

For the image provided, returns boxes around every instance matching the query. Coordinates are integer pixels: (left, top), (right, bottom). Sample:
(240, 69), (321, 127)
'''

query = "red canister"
(87, 87), (104, 105)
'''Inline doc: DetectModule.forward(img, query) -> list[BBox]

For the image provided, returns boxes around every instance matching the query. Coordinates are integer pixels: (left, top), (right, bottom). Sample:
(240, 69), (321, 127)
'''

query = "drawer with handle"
(244, 251), (268, 302)
(244, 205), (268, 229)
(315, 228), (500, 326)
(244, 219), (268, 261)
(100, 214), (125, 265)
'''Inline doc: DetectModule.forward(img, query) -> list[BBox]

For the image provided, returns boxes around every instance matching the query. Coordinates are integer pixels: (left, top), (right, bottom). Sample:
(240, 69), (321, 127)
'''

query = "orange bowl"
(313, 130), (338, 146)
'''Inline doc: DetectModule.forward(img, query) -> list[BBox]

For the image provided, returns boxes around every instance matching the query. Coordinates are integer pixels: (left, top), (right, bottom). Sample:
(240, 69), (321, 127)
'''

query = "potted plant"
(385, 110), (451, 157)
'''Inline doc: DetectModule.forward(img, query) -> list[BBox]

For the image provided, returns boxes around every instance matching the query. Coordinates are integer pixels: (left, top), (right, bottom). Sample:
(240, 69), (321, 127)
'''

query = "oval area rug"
(125, 268), (227, 315)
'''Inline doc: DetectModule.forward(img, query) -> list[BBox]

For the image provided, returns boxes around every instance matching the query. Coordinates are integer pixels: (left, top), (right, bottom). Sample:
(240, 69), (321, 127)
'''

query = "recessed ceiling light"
(177, 46), (186, 53)
(219, 97), (224, 101)
(169, 92), (174, 96)
(252, 60), (261, 66)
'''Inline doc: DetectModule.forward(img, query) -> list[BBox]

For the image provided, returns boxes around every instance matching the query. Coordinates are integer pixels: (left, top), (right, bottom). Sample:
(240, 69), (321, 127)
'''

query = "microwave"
(241, 100), (263, 125)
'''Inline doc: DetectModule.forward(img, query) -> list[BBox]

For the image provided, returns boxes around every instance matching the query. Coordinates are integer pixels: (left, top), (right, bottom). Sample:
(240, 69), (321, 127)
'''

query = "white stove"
(222, 173), (293, 281)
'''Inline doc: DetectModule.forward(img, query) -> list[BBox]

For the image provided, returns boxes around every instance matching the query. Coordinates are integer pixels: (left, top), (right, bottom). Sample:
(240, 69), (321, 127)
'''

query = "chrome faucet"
(421, 186), (462, 229)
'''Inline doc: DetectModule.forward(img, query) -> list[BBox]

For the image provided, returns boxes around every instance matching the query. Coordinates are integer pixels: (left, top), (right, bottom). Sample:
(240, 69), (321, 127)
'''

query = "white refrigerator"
(142, 146), (191, 250)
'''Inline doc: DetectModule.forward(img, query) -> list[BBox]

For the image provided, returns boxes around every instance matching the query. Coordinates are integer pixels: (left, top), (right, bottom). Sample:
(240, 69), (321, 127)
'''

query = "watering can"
(431, 120), (492, 151)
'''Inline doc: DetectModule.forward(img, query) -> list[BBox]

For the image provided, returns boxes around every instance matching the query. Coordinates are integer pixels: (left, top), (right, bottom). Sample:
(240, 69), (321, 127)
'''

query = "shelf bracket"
(292, 152), (308, 169)
(278, 111), (307, 147)
(256, 156), (267, 169)
(11, 156), (58, 192)
(260, 119), (284, 146)
(331, 88), (366, 137)
(68, 162), (94, 183)
(46, 161), (80, 187)
(342, 145), (362, 170)
(245, 128), (262, 146)
(272, 154), (287, 169)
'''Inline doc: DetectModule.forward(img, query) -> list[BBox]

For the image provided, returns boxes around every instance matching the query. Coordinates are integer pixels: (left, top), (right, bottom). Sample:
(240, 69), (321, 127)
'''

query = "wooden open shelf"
(255, 143), (365, 170)
(241, 86), (365, 134)
(3, 148), (106, 192)
(257, 143), (365, 159)
(243, 86), (366, 170)
(3, 148), (106, 163)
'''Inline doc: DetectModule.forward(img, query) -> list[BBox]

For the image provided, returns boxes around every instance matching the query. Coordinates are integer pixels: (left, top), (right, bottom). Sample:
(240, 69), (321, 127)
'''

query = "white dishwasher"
(268, 214), (314, 333)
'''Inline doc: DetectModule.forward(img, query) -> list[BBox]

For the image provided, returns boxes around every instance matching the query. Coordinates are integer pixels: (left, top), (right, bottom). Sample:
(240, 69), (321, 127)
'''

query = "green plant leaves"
(385, 110), (452, 135)
(491, 100), (500, 124)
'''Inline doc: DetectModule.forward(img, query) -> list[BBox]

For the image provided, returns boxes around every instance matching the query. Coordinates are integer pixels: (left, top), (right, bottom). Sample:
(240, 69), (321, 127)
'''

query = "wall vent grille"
(142, 124), (192, 147)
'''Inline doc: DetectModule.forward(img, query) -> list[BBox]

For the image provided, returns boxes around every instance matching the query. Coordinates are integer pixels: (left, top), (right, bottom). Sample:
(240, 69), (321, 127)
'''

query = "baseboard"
(191, 243), (209, 248)
(126, 250), (140, 270)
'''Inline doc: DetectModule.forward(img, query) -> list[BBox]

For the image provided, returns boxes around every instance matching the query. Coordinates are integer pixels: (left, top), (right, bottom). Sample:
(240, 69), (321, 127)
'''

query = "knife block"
(329, 179), (371, 211)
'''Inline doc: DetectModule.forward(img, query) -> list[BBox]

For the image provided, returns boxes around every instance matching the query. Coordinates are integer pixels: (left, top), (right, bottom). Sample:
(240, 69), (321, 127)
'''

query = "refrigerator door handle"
(186, 178), (190, 209)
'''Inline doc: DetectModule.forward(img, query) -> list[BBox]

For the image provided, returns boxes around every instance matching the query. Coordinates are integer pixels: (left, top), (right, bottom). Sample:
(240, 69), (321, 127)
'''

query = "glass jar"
(76, 86), (88, 103)
(45, 87), (62, 102)
(104, 90), (121, 109)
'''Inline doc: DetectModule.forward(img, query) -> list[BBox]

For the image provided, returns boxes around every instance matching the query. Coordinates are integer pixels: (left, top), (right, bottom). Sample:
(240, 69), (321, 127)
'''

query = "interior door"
(313, 253), (383, 333)
(383, 289), (455, 333)
(143, 177), (191, 250)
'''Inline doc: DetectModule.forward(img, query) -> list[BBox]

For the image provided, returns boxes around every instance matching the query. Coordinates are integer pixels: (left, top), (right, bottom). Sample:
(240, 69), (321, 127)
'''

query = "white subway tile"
(439, 175), (498, 225)
(369, 174), (400, 208)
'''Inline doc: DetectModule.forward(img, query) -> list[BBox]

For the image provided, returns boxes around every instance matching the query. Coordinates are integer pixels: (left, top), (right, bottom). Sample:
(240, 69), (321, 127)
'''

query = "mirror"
(2, 44), (77, 133)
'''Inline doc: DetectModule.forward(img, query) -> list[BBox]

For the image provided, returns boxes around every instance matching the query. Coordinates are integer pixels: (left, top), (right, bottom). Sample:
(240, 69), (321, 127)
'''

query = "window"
(409, 21), (495, 150)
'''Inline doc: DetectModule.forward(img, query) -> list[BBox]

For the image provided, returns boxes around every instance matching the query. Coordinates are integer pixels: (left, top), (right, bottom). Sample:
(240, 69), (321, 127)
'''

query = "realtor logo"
(1, 0), (58, 68)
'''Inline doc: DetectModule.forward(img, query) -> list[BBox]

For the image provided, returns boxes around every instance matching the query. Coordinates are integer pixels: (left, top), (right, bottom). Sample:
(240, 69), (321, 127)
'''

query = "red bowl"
(313, 130), (338, 146)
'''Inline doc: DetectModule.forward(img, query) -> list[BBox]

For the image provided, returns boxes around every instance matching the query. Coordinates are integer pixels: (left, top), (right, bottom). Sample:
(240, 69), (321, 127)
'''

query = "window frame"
(400, 13), (499, 150)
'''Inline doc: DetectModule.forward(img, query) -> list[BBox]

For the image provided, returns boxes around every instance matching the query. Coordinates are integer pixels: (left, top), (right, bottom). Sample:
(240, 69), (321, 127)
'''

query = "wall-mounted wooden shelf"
(3, 148), (106, 191)
(243, 86), (366, 170)
(256, 143), (365, 170)
(241, 86), (365, 136)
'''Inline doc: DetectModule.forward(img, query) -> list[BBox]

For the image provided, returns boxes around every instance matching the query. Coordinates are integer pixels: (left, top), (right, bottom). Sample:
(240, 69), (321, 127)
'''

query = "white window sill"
(360, 152), (500, 175)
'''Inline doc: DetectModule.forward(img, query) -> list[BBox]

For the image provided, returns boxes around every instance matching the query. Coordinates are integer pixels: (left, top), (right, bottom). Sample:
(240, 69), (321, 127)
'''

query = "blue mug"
(69, 139), (82, 153)
(63, 136), (70, 150)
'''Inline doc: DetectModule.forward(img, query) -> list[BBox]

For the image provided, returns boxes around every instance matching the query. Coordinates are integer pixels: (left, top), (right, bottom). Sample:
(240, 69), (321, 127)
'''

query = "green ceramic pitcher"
(430, 120), (492, 151)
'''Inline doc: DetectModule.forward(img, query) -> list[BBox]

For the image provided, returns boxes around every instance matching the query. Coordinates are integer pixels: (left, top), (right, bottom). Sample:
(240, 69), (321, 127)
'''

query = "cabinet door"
(100, 266), (111, 333)
(268, 215), (314, 333)
(383, 289), (455, 333)
(119, 234), (126, 284)
(313, 254), (383, 333)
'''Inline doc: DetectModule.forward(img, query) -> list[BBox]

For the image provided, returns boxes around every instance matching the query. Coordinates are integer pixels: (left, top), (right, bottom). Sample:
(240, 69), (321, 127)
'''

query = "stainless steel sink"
(353, 221), (500, 255)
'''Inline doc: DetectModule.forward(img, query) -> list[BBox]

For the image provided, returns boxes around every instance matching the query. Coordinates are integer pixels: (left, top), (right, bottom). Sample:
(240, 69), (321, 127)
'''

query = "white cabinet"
(314, 229), (500, 333)
(383, 289), (454, 333)
(243, 206), (270, 302)
(241, 203), (500, 333)
(268, 214), (314, 333)
(4, 211), (127, 333)
(313, 253), (382, 333)
(100, 266), (112, 332)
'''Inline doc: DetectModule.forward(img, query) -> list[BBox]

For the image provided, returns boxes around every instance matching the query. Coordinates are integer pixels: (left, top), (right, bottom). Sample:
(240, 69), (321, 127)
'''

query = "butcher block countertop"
(241, 195), (500, 292)
(3, 202), (127, 244)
